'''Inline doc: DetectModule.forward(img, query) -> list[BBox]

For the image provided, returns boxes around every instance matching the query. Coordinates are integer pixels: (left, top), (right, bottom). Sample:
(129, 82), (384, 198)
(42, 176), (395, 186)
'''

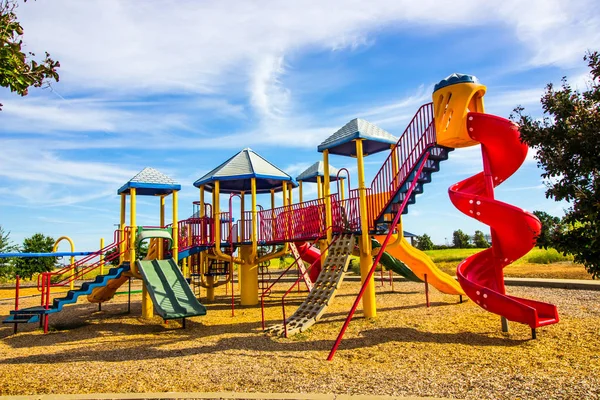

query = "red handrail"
(37, 230), (125, 291)
(327, 153), (430, 360)
(368, 103), (436, 226)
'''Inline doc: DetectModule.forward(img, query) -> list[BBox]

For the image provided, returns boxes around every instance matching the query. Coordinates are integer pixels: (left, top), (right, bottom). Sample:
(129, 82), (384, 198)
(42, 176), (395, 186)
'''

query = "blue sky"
(1, 0), (599, 252)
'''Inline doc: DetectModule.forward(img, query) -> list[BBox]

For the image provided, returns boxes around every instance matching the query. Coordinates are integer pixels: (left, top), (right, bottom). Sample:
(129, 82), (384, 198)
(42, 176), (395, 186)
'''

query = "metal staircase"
(367, 103), (452, 230)
(4, 263), (130, 329)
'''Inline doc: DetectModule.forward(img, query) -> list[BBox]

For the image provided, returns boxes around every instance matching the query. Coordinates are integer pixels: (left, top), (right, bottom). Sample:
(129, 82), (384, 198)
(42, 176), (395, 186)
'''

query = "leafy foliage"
(473, 230), (490, 248)
(452, 229), (471, 249)
(14, 233), (57, 279)
(105, 247), (120, 267)
(415, 233), (434, 250)
(0, 225), (17, 278)
(512, 51), (600, 278)
(532, 211), (562, 249)
(0, 0), (60, 110)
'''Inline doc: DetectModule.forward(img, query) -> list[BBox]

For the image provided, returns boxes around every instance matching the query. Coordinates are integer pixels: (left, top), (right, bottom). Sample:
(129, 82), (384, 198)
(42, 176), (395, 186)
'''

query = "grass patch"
(424, 248), (481, 263)
(523, 248), (573, 264)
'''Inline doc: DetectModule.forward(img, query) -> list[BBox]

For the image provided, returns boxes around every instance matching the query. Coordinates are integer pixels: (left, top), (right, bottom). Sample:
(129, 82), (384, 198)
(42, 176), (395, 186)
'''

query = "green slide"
(137, 258), (207, 320)
(371, 238), (422, 283)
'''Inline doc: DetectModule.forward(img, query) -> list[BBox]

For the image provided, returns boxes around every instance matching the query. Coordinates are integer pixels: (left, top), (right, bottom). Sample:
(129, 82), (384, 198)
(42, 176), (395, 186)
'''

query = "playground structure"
(2, 73), (558, 357)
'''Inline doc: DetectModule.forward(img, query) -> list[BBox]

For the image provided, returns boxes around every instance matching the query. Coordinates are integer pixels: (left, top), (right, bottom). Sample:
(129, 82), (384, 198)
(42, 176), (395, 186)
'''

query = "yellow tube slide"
(374, 234), (464, 296)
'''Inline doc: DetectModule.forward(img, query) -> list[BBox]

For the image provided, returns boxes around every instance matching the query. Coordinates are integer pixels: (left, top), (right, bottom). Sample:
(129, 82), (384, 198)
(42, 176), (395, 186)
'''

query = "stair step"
(3, 314), (40, 324)
(10, 306), (54, 315)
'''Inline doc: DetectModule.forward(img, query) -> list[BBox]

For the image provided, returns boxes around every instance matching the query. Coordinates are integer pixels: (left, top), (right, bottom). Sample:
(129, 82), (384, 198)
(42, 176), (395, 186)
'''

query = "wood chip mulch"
(0, 280), (598, 399)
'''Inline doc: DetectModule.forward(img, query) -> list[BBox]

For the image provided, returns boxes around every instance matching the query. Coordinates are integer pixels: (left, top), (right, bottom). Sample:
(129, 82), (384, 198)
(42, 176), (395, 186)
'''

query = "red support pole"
(44, 274), (50, 334)
(424, 273), (430, 308)
(327, 153), (431, 361)
(13, 275), (20, 334)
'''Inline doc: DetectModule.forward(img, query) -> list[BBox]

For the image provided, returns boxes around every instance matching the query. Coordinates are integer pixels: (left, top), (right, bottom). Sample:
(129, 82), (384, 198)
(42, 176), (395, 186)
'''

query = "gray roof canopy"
(296, 161), (342, 183)
(117, 167), (181, 196)
(193, 148), (297, 194)
(318, 118), (398, 157)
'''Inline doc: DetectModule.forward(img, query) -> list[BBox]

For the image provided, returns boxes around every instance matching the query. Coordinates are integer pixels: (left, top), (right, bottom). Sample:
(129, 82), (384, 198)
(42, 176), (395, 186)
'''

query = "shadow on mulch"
(0, 321), (526, 366)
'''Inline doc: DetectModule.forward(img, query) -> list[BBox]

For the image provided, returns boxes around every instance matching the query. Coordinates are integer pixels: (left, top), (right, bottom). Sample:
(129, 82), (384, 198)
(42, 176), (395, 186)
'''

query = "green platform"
(137, 259), (207, 320)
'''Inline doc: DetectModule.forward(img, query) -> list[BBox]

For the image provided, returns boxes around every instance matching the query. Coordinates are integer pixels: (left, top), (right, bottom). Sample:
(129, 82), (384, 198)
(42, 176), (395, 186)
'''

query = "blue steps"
(374, 146), (453, 229)
(3, 263), (130, 326)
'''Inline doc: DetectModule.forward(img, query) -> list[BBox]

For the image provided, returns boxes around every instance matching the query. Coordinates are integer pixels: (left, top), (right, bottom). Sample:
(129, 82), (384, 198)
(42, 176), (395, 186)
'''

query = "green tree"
(0, 225), (17, 278)
(452, 229), (471, 249)
(0, 0), (60, 110)
(104, 247), (120, 267)
(415, 233), (434, 250)
(532, 211), (562, 249)
(14, 233), (57, 279)
(473, 230), (490, 248)
(512, 51), (600, 278)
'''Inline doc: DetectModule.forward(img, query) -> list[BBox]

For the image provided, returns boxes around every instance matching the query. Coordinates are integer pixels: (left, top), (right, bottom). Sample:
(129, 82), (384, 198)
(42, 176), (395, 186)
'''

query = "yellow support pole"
(282, 181), (287, 206)
(299, 181), (303, 203)
(129, 188), (136, 269)
(240, 179), (259, 305)
(251, 179), (258, 258)
(119, 194), (126, 263)
(159, 195), (165, 259)
(340, 178), (345, 201)
(172, 190), (179, 265)
(317, 175), (322, 199)
(270, 189), (275, 241)
(240, 191), (245, 241)
(100, 238), (105, 275)
(356, 139), (376, 318)
(213, 182), (220, 243)
(200, 185), (205, 217)
(323, 149), (332, 243)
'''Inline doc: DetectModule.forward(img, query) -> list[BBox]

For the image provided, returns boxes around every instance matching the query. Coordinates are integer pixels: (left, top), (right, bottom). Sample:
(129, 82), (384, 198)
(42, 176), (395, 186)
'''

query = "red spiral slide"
(450, 112), (558, 333)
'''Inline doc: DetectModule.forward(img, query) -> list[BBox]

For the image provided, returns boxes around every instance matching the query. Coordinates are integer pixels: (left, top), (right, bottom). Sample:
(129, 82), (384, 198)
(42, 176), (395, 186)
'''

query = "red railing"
(368, 102), (436, 226)
(37, 229), (125, 291)
(331, 191), (361, 232)
(258, 198), (327, 243)
(177, 216), (215, 250)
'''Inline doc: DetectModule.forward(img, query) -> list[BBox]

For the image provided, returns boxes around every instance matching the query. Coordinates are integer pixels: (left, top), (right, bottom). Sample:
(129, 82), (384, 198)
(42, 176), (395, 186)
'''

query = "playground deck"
(1, 281), (598, 399)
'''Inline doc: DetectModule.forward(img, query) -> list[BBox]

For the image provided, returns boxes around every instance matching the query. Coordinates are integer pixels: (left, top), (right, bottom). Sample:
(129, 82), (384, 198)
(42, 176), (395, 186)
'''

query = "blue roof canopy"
(296, 161), (342, 183)
(118, 167), (181, 196)
(318, 118), (398, 157)
(433, 73), (479, 92)
(194, 148), (297, 194)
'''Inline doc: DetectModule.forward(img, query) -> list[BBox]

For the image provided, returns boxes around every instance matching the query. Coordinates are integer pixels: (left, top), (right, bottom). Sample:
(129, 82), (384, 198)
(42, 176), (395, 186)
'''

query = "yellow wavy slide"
(374, 225), (464, 296)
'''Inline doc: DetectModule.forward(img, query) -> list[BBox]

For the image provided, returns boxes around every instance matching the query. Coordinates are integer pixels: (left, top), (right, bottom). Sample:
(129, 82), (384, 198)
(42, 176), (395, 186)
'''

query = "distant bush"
(415, 234), (434, 250)
(527, 248), (574, 264)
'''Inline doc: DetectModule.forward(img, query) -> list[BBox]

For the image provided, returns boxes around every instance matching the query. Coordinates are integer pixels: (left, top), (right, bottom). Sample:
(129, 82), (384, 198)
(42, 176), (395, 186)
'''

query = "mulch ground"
(0, 279), (598, 399)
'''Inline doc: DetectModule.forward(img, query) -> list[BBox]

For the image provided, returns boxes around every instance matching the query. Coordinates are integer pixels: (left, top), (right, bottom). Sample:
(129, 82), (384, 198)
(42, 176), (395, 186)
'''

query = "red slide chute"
(450, 112), (558, 333)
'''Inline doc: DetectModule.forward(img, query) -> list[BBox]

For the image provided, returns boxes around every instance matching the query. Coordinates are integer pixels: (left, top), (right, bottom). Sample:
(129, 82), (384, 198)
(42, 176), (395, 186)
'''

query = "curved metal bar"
(336, 168), (352, 199)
